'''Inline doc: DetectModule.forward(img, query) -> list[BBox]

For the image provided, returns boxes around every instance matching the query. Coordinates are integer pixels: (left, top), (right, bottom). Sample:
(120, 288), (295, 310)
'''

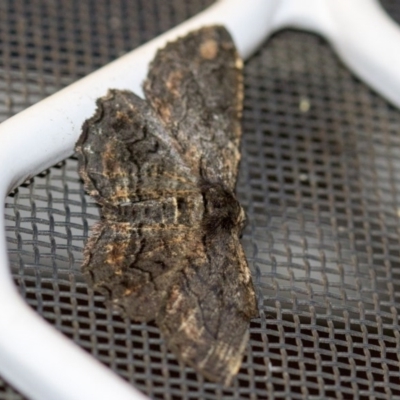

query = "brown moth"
(75, 26), (258, 386)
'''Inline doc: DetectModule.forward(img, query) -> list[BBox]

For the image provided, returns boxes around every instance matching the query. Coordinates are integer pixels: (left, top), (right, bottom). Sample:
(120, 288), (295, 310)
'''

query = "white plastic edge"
(1, 0), (400, 399)
(325, 0), (400, 108)
(0, 1), (279, 400)
(272, 0), (400, 109)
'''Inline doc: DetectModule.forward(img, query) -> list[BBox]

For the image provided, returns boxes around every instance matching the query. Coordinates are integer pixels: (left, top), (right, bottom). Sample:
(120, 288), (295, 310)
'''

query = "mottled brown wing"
(76, 25), (257, 385)
(82, 193), (205, 322)
(83, 194), (257, 383)
(76, 89), (197, 208)
(143, 26), (244, 190)
(156, 232), (258, 386)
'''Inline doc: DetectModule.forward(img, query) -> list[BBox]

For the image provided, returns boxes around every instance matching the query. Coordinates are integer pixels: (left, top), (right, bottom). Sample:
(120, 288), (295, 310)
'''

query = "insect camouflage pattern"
(76, 26), (258, 385)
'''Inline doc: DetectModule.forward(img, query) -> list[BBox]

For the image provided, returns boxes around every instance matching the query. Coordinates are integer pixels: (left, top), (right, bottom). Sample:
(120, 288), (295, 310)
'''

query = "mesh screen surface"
(2, 1), (400, 399)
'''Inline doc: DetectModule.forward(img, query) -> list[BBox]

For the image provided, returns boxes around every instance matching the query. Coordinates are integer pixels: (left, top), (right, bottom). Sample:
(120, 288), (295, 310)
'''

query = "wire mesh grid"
(2, 0), (400, 399)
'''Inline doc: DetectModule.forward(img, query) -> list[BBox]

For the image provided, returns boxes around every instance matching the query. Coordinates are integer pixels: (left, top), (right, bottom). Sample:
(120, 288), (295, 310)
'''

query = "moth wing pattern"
(143, 25), (244, 190)
(81, 212), (206, 323)
(157, 234), (258, 386)
(76, 25), (258, 386)
(75, 91), (203, 322)
(76, 90), (197, 208)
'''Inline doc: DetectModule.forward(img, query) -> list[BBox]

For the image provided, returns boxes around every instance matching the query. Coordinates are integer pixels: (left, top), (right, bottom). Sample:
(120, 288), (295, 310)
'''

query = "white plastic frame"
(0, 0), (399, 399)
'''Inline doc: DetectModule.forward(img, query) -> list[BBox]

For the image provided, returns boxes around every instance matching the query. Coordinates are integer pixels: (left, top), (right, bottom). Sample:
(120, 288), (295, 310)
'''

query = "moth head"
(201, 182), (245, 238)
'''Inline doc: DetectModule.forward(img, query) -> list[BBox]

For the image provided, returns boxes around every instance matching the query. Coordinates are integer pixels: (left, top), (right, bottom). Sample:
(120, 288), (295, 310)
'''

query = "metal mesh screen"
(2, 1), (400, 399)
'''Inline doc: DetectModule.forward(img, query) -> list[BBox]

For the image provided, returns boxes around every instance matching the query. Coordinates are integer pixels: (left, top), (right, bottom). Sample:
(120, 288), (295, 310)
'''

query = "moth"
(75, 25), (258, 386)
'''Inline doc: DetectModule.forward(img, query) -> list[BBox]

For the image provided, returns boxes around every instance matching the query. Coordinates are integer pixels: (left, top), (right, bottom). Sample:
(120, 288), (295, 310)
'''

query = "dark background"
(2, 1), (400, 399)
